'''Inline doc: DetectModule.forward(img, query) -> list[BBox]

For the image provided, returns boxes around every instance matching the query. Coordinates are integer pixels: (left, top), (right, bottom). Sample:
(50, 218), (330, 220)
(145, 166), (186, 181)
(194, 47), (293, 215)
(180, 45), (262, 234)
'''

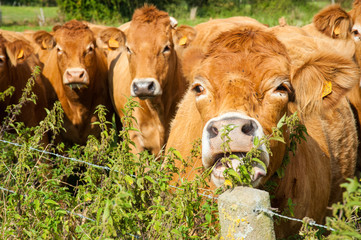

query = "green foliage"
(0, 70), (219, 238)
(327, 178), (361, 239)
(56, 0), (178, 22)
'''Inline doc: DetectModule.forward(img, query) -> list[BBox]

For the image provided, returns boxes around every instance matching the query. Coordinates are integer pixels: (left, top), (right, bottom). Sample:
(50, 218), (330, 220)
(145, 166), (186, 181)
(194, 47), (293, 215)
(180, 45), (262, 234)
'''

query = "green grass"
(0, 6), (59, 31)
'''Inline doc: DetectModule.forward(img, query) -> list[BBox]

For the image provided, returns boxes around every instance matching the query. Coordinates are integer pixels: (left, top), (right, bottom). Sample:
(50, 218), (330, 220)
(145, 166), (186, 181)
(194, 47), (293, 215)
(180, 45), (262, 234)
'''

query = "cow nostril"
(207, 122), (219, 138)
(66, 71), (72, 79)
(242, 120), (257, 136)
(211, 126), (218, 136)
(133, 83), (139, 93)
(148, 81), (155, 92)
(352, 29), (359, 35)
(79, 71), (84, 79)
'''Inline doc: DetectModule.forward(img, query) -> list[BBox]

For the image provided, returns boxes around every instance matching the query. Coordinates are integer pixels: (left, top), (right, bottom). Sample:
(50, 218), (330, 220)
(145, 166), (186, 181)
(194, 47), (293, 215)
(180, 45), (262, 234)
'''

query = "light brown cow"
(0, 35), (50, 133)
(167, 23), (358, 237)
(33, 20), (114, 145)
(304, 4), (361, 177)
(101, 5), (196, 154)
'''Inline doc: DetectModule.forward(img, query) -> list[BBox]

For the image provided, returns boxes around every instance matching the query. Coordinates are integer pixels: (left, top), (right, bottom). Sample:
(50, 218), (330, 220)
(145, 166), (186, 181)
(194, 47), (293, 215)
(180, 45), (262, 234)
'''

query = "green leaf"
(253, 136), (259, 146)
(277, 114), (286, 129)
(269, 135), (285, 143)
(44, 199), (59, 206)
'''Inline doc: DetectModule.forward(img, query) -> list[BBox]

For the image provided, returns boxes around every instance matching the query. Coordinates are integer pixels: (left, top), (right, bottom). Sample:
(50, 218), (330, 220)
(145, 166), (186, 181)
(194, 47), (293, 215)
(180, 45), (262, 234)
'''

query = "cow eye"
(57, 46), (63, 55)
(275, 82), (292, 93)
(126, 46), (132, 55)
(192, 83), (205, 96)
(162, 45), (171, 54)
(87, 45), (94, 53)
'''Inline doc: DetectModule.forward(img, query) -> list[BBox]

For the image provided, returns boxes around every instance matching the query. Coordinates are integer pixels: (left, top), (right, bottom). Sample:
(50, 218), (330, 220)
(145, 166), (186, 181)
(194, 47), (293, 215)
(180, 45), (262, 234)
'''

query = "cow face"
(184, 29), (292, 187)
(350, 1), (361, 41)
(0, 35), (34, 93)
(34, 20), (102, 91)
(125, 6), (196, 99)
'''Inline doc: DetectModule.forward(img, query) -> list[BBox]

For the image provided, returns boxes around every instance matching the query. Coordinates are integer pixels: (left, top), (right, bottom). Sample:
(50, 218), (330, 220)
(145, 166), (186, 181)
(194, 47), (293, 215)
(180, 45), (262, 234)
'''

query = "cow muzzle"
(63, 68), (89, 90)
(202, 112), (269, 187)
(131, 78), (162, 99)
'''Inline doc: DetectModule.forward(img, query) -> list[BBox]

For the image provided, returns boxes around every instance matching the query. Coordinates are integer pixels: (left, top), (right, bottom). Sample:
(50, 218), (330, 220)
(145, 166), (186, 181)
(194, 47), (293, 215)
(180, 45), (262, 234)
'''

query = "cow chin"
(202, 112), (270, 188)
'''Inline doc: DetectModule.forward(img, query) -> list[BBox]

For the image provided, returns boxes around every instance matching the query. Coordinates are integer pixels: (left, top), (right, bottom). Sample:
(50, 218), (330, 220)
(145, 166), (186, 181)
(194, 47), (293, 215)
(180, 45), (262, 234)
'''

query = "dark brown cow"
(167, 23), (358, 237)
(33, 20), (114, 145)
(0, 35), (49, 134)
(102, 5), (196, 154)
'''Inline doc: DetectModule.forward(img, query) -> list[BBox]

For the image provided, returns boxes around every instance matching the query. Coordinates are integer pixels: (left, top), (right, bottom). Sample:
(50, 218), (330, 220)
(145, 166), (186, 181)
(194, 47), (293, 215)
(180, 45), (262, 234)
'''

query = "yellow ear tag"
(334, 26), (340, 36)
(179, 36), (187, 46)
(108, 37), (119, 49)
(322, 80), (332, 98)
(17, 49), (24, 59)
(41, 40), (47, 49)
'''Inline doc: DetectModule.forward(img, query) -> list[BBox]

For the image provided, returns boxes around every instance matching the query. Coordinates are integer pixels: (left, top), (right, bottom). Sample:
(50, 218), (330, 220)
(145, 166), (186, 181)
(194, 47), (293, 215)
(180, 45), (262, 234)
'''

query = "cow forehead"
(199, 52), (289, 89)
(127, 22), (171, 47)
(54, 29), (95, 50)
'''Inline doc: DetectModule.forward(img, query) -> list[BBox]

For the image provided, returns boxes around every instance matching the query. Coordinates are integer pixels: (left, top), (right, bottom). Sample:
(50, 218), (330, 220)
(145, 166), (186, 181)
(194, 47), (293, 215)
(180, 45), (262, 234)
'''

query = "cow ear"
(173, 25), (197, 49)
(33, 30), (55, 50)
(5, 40), (34, 66)
(291, 52), (359, 116)
(97, 27), (126, 52)
(181, 46), (205, 83)
(313, 5), (352, 39)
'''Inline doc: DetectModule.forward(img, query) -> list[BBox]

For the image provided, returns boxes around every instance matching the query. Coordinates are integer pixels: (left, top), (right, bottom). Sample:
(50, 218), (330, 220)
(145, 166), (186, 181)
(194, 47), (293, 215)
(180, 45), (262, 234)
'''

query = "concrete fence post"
(218, 186), (275, 240)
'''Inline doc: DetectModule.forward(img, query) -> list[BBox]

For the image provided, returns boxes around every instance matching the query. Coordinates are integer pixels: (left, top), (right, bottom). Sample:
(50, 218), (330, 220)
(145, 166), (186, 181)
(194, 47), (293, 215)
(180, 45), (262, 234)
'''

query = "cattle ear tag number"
(333, 27), (340, 36)
(17, 49), (24, 59)
(322, 80), (332, 98)
(179, 36), (187, 46)
(108, 37), (119, 49)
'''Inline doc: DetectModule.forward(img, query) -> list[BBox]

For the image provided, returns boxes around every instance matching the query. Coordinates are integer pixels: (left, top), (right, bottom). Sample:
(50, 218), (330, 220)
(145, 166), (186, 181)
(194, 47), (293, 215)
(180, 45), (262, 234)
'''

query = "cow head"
(182, 28), (292, 187)
(33, 20), (105, 92)
(0, 35), (35, 93)
(125, 5), (196, 99)
(313, 5), (352, 39)
(180, 26), (359, 188)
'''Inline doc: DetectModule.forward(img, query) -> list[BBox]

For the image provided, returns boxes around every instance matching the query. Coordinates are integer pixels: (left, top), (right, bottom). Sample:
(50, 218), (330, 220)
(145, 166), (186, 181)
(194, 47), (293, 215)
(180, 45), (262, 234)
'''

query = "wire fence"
(0, 138), (335, 235)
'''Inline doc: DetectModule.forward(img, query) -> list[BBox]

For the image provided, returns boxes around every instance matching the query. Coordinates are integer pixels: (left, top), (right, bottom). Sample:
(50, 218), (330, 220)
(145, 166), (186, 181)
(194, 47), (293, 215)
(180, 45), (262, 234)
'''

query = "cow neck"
(147, 53), (186, 131)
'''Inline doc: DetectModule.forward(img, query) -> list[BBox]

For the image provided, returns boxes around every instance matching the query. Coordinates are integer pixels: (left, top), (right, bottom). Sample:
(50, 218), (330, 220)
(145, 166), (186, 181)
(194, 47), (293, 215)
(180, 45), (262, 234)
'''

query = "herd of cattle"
(2, 1), (361, 237)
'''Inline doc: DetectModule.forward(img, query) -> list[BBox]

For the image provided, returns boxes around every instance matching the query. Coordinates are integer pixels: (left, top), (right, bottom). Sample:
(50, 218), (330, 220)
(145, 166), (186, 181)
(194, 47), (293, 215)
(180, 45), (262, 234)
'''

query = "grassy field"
(0, 6), (59, 31)
(0, 1), (349, 32)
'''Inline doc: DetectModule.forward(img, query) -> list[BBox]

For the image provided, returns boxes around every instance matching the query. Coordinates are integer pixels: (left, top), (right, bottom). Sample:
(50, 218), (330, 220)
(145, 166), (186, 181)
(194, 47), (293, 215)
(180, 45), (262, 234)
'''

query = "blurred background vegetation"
(0, 0), (356, 31)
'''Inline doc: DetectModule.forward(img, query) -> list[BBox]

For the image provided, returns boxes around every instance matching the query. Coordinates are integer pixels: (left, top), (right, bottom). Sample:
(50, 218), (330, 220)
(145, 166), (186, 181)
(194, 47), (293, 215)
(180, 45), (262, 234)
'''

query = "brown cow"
(102, 5), (196, 154)
(33, 20), (115, 145)
(304, 4), (361, 178)
(0, 35), (50, 134)
(167, 24), (358, 237)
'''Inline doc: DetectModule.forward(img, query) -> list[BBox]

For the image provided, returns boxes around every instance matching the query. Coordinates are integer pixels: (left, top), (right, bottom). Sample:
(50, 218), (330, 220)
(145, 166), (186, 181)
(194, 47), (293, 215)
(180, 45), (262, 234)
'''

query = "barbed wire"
(0, 139), (336, 233)
(255, 207), (336, 232)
